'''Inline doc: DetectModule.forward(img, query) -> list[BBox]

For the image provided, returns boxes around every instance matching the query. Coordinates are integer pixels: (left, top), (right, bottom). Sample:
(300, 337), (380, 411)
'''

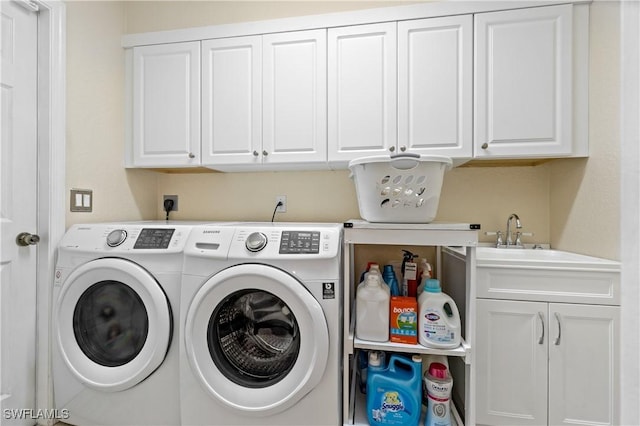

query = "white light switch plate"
(70, 189), (92, 212)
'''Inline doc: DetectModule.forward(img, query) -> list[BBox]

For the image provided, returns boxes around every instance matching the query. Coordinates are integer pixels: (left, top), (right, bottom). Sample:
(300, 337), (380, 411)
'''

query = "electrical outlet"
(163, 195), (178, 211)
(275, 195), (287, 213)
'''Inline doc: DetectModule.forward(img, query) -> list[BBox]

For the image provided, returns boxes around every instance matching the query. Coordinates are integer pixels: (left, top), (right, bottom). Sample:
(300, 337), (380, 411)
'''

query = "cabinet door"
(132, 42), (200, 167)
(548, 304), (619, 426)
(328, 23), (397, 163)
(263, 30), (327, 165)
(476, 299), (548, 425)
(474, 5), (572, 158)
(201, 36), (262, 166)
(398, 16), (472, 158)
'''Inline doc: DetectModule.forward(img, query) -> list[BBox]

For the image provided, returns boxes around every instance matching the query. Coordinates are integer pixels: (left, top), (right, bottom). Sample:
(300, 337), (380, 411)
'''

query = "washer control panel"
(279, 231), (320, 254)
(134, 228), (176, 249)
(228, 224), (340, 259)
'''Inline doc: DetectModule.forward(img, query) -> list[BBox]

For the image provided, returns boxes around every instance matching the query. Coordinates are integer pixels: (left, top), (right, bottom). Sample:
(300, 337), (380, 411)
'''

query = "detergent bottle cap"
(428, 362), (448, 380)
(425, 278), (442, 293)
(365, 273), (381, 287)
(412, 355), (422, 364)
(368, 351), (383, 367)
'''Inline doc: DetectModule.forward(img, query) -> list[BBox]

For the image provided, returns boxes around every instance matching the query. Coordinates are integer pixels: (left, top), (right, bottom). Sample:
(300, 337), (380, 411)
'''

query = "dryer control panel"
(58, 223), (193, 253)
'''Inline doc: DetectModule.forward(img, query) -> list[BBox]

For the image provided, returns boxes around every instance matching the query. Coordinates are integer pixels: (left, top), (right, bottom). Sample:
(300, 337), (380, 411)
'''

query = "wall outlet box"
(163, 194), (178, 211)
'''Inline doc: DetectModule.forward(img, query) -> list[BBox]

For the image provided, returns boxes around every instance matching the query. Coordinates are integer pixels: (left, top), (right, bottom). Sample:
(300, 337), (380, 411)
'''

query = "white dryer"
(180, 223), (342, 425)
(53, 222), (201, 425)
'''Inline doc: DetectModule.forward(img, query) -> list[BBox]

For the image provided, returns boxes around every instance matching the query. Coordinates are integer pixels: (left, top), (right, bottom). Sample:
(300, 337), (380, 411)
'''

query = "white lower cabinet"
(476, 299), (619, 426)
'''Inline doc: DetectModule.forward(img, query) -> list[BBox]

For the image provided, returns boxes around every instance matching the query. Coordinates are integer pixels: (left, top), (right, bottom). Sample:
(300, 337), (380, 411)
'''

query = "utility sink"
(474, 246), (620, 269)
(444, 245), (621, 305)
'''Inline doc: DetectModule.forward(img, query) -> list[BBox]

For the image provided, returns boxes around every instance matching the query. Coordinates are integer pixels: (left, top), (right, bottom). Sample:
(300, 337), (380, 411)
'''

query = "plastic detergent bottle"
(360, 262), (381, 284)
(356, 273), (390, 342)
(424, 362), (453, 426)
(416, 261), (433, 296)
(382, 264), (401, 297)
(366, 354), (422, 426)
(418, 279), (461, 349)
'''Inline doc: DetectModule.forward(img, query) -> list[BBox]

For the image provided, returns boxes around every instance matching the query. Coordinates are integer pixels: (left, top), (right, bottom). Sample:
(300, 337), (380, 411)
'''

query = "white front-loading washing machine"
(52, 221), (203, 425)
(180, 223), (342, 425)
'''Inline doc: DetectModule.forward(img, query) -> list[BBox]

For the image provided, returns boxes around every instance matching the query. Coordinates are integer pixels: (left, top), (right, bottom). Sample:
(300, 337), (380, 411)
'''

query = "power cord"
(164, 199), (175, 221)
(271, 201), (283, 222)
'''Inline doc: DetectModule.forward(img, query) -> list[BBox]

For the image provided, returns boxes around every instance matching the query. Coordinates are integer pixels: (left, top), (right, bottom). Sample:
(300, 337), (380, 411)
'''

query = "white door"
(476, 299), (548, 426)
(0, 1), (38, 423)
(328, 23), (397, 163)
(548, 304), (619, 426)
(201, 36), (262, 167)
(262, 30), (327, 166)
(132, 41), (201, 167)
(397, 15), (472, 158)
(474, 5), (572, 158)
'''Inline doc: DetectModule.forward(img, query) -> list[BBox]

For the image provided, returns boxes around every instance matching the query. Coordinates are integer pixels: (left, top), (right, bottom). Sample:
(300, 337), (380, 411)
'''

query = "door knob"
(16, 232), (40, 246)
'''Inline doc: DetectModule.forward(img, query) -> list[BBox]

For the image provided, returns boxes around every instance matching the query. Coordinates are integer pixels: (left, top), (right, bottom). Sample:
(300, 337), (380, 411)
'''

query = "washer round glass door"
(55, 258), (172, 392)
(185, 263), (329, 416)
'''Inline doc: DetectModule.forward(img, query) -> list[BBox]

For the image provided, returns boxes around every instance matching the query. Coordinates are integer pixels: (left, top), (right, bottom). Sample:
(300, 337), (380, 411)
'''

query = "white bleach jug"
(356, 273), (390, 342)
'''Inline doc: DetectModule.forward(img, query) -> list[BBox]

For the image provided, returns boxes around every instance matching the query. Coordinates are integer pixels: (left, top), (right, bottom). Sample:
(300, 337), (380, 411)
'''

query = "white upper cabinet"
(201, 31), (327, 170)
(200, 36), (262, 167)
(131, 42), (201, 167)
(398, 15), (472, 158)
(124, 2), (589, 170)
(474, 5), (574, 159)
(262, 30), (327, 166)
(328, 23), (397, 163)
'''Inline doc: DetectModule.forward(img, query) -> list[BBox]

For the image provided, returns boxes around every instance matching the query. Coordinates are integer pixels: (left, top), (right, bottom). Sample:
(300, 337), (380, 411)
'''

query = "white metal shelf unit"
(341, 220), (478, 426)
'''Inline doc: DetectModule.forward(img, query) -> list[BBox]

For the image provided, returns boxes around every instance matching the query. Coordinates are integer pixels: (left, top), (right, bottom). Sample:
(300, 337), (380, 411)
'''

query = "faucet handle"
(485, 231), (504, 247)
(515, 231), (534, 247)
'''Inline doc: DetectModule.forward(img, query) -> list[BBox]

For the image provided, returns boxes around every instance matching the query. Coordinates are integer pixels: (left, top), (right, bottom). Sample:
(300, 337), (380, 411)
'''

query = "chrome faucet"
(505, 213), (522, 247)
(485, 213), (532, 248)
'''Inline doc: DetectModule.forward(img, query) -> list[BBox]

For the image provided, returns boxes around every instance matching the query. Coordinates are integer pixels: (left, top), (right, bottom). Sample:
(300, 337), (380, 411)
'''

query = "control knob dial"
(106, 229), (127, 247)
(245, 232), (268, 252)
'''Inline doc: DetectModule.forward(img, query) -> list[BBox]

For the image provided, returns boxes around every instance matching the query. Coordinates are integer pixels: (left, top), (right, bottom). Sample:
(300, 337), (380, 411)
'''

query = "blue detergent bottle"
(382, 264), (401, 297)
(366, 354), (422, 426)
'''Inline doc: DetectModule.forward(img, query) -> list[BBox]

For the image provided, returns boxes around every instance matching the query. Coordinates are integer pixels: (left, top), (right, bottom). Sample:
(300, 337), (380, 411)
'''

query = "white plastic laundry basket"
(348, 153), (452, 223)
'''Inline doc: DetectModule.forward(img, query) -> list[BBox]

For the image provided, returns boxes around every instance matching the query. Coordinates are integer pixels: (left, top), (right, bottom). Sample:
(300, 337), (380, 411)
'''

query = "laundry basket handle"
(390, 153), (420, 160)
(390, 153), (421, 170)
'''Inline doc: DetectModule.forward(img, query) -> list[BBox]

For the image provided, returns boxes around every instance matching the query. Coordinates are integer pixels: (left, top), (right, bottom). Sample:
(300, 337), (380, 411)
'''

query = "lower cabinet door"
(476, 299), (548, 425)
(548, 303), (619, 426)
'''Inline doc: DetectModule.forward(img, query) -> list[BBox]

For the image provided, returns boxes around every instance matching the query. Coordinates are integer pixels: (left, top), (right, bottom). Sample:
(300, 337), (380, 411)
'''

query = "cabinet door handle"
(554, 312), (562, 345)
(537, 312), (545, 344)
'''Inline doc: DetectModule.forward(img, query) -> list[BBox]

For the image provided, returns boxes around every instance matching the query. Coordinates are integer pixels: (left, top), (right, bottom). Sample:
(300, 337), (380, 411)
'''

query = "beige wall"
(66, 1), (157, 227)
(65, 1), (620, 260)
(550, 0), (620, 259)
